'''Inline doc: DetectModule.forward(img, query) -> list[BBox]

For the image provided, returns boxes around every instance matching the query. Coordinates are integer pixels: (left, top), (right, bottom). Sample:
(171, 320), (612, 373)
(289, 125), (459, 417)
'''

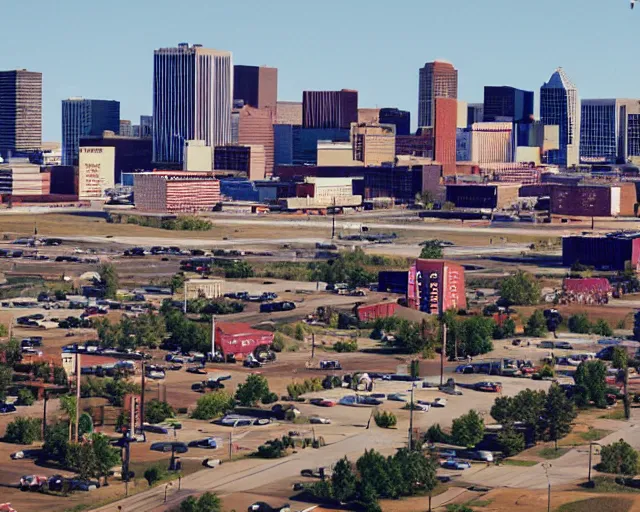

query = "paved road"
(93, 427), (405, 512)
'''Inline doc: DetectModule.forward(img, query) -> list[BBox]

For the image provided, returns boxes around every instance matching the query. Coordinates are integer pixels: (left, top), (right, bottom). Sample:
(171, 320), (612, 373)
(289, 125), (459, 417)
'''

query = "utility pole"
(440, 323), (447, 387)
(331, 197), (336, 240)
(75, 353), (81, 442)
(42, 390), (49, 439)
(311, 333), (315, 359)
(139, 361), (146, 433)
(228, 431), (232, 461)
(183, 281), (188, 314)
(408, 383), (415, 450)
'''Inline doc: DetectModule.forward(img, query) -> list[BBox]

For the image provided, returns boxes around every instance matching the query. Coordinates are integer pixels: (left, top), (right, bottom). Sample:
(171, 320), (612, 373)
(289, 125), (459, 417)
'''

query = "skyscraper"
(236, 105), (275, 177)
(0, 70), (42, 157)
(153, 43), (233, 165)
(302, 90), (358, 129)
(580, 99), (640, 164)
(467, 103), (484, 125)
(483, 86), (534, 123)
(61, 98), (120, 166)
(379, 108), (411, 136)
(119, 120), (133, 137)
(418, 61), (458, 128)
(233, 65), (277, 111)
(140, 115), (153, 138)
(540, 68), (580, 167)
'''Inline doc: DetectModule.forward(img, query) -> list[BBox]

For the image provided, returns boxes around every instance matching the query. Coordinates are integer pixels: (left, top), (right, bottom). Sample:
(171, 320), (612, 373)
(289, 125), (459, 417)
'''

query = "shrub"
(272, 332), (285, 352)
(538, 364), (555, 378)
(568, 314), (591, 334)
(145, 399), (175, 424)
(4, 417), (42, 444)
(261, 392), (279, 405)
(597, 439), (639, 477)
(235, 374), (271, 406)
(424, 423), (449, 443)
(287, 378), (323, 399)
(334, 340), (357, 353)
(524, 310), (547, 337)
(144, 465), (168, 486)
(294, 323), (306, 341)
(191, 391), (234, 420)
(374, 411), (397, 429)
(17, 388), (35, 406)
(255, 438), (287, 459)
(592, 319), (613, 337)
(499, 271), (540, 306)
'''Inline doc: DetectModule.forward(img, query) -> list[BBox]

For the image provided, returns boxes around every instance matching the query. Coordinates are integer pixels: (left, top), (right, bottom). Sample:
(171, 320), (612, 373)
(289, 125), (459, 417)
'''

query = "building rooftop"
(542, 67), (577, 91)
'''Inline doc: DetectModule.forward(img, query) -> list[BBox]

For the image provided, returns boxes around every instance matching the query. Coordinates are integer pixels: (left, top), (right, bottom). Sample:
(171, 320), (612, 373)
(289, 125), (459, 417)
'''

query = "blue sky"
(1, 0), (636, 141)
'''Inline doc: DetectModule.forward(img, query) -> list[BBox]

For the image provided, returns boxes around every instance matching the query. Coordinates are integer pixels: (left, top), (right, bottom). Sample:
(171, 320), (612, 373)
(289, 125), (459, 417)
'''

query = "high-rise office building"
(418, 61), (458, 128)
(61, 98), (120, 166)
(302, 90), (358, 129)
(275, 101), (302, 125)
(140, 115), (153, 138)
(580, 99), (640, 164)
(467, 103), (484, 125)
(357, 108), (380, 125)
(379, 108), (411, 136)
(233, 65), (277, 111)
(540, 68), (580, 167)
(236, 105), (275, 177)
(351, 122), (396, 167)
(483, 86), (534, 123)
(433, 98), (457, 173)
(628, 114), (640, 163)
(0, 70), (42, 157)
(153, 43), (233, 164)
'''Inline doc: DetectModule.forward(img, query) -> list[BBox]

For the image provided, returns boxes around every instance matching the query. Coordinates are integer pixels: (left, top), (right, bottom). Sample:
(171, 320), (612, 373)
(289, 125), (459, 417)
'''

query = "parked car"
(432, 397), (447, 408)
(309, 417), (331, 424)
(474, 381), (502, 393)
(438, 449), (457, 458)
(440, 459), (471, 470)
(188, 438), (218, 449)
(19, 475), (47, 491)
(68, 479), (100, 491)
(186, 366), (206, 374)
(387, 393), (408, 402)
(248, 502), (290, 512)
(0, 404), (17, 414)
(467, 450), (494, 462)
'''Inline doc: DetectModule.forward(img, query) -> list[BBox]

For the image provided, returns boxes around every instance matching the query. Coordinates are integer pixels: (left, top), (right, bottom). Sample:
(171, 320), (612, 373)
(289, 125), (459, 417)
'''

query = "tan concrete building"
(317, 141), (363, 167)
(350, 123), (396, 167)
(470, 122), (513, 164)
(78, 146), (115, 200)
(185, 278), (224, 300)
(183, 140), (212, 171)
(284, 176), (362, 209)
(275, 101), (302, 125)
(358, 108), (380, 124)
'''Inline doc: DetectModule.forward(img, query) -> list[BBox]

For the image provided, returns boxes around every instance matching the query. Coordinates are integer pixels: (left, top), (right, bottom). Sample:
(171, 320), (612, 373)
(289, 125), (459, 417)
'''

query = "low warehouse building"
(562, 232), (640, 271)
(550, 183), (636, 217)
(133, 171), (221, 213)
(445, 183), (520, 209)
(185, 279), (224, 300)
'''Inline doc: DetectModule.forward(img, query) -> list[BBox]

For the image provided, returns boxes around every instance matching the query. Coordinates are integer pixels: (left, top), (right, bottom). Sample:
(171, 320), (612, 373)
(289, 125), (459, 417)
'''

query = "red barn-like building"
(214, 321), (274, 358)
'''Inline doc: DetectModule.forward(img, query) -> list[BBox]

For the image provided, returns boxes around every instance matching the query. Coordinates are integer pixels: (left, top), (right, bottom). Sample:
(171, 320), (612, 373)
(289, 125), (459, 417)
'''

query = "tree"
(568, 314), (592, 334)
(224, 261), (254, 279)
(542, 384), (576, 450)
(1, 338), (22, 367)
(0, 364), (13, 402)
(451, 410), (485, 448)
(574, 360), (608, 408)
(145, 399), (175, 424)
(53, 366), (68, 385)
(424, 423), (449, 443)
(170, 273), (186, 294)
(4, 417), (42, 444)
(419, 240), (443, 260)
(612, 346), (629, 370)
(455, 317), (494, 357)
(499, 271), (540, 306)
(356, 449), (395, 499)
(497, 422), (525, 456)
(191, 391), (234, 420)
(66, 441), (97, 480)
(592, 319), (613, 337)
(59, 394), (77, 441)
(0, 324), (7, 337)
(524, 310), (548, 337)
(43, 421), (70, 461)
(493, 317), (516, 340)
(235, 374), (270, 406)
(98, 263), (119, 299)
(78, 413), (94, 437)
(92, 433), (120, 485)
(597, 439), (639, 479)
(490, 389), (547, 442)
(374, 411), (397, 428)
(143, 465), (167, 487)
(332, 457), (357, 503)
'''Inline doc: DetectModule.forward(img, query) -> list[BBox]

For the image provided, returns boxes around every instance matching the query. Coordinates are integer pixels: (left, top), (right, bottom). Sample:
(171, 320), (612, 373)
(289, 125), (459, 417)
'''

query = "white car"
(432, 397), (447, 408)
(415, 402), (430, 412)
(309, 417), (331, 424)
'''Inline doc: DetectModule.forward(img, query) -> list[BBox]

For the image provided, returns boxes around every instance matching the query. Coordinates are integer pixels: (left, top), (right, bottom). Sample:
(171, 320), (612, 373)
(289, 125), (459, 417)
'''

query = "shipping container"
(356, 302), (398, 322)
(215, 322), (273, 358)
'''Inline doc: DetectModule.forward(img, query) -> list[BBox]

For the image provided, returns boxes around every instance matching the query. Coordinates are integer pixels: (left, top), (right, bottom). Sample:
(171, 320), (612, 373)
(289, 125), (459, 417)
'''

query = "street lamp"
(588, 442), (602, 485)
(407, 382), (417, 450)
(542, 462), (552, 512)
(164, 482), (173, 503)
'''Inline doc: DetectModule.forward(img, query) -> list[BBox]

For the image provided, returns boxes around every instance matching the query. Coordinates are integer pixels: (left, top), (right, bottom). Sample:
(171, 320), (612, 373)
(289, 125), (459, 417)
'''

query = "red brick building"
(433, 97), (457, 175)
(133, 171), (221, 213)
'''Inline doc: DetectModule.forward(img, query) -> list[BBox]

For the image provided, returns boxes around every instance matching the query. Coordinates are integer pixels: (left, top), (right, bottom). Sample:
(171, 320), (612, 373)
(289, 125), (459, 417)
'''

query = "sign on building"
(79, 146), (115, 200)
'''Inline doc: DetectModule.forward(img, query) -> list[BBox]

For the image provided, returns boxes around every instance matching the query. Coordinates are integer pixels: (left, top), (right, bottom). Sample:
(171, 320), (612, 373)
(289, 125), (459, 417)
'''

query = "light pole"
(164, 482), (173, 503)
(588, 442), (601, 484)
(408, 382), (416, 450)
(542, 462), (552, 512)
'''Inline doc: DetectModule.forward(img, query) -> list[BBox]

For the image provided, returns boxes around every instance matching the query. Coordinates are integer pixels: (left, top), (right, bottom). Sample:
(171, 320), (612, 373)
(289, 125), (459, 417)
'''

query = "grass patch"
(599, 408), (627, 420)
(557, 497), (633, 512)
(579, 476), (640, 494)
(537, 447), (569, 459)
(579, 428), (612, 442)
(501, 459), (538, 467)
(465, 499), (493, 507)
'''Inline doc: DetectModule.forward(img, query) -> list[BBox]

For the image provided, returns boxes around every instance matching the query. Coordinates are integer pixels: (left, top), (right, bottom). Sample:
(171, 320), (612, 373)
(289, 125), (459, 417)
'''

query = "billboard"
(79, 146), (115, 200)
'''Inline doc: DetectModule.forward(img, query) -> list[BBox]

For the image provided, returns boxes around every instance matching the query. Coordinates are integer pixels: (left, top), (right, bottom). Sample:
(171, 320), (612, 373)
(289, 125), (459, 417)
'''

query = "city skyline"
(1, 0), (636, 141)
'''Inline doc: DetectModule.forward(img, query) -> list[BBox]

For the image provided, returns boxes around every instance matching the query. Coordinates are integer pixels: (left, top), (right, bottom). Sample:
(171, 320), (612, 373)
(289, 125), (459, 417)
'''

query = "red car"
(475, 382), (502, 393)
